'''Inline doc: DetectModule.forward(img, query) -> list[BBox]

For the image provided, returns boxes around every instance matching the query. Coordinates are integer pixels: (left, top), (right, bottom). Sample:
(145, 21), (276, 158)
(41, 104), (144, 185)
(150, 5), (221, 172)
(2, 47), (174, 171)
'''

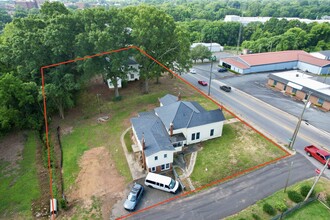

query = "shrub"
(252, 213), (261, 220)
(325, 194), (330, 207)
(275, 201), (288, 212)
(263, 203), (276, 216)
(288, 190), (304, 203)
(300, 185), (315, 198)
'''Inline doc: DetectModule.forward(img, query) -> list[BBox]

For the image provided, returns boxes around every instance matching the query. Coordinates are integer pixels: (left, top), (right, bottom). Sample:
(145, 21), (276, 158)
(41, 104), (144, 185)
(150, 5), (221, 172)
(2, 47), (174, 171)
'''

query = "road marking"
(185, 74), (328, 148)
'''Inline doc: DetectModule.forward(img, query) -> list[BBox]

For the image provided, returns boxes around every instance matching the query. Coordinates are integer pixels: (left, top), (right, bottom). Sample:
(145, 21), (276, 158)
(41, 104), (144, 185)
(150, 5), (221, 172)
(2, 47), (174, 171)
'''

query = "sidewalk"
(120, 127), (146, 180)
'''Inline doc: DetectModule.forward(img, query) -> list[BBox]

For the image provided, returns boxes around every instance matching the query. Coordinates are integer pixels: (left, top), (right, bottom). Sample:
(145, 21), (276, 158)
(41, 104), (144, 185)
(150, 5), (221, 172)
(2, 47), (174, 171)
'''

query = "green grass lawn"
(124, 130), (133, 153)
(190, 122), (287, 187)
(285, 200), (330, 220)
(226, 178), (330, 220)
(0, 132), (40, 218)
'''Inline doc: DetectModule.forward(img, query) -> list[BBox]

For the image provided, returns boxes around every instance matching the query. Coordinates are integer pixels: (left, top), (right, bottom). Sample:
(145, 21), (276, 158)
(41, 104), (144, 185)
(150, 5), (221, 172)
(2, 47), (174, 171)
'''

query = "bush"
(325, 194), (330, 207)
(263, 203), (276, 216)
(275, 201), (288, 212)
(288, 190), (304, 203)
(252, 213), (261, 220)
(300, 185), (315, 198)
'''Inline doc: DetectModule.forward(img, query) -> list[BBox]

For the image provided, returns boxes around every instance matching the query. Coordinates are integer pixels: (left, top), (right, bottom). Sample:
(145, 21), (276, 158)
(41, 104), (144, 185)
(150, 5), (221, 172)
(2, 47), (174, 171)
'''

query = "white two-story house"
(130, 94), (225, 173)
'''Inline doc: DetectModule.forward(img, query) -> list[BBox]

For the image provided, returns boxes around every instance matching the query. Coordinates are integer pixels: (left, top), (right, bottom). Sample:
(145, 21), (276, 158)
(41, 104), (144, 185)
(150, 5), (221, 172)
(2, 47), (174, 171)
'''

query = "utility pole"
(284, 161), (294, 193)
(304, 158), (330, 201)
(208, 41), (216, 96)
(288, 91), (312, 149)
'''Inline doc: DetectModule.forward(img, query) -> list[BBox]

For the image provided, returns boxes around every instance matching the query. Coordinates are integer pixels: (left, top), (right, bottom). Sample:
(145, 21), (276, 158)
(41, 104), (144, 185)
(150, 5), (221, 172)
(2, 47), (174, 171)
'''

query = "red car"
(305, 145), (330, 168)
(198, 80), (208, 86)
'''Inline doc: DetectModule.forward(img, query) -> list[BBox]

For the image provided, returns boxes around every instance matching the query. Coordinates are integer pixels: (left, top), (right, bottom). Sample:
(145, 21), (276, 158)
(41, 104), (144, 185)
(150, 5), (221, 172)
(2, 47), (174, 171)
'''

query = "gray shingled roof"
(159, 94), (178, 106)
(130, 112), (174, 157)
(155, 100), (225, 130)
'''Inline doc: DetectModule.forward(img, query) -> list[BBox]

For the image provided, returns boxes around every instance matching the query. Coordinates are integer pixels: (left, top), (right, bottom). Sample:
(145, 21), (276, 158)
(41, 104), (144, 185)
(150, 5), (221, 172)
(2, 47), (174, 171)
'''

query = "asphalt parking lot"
(110, 176), (183, 219)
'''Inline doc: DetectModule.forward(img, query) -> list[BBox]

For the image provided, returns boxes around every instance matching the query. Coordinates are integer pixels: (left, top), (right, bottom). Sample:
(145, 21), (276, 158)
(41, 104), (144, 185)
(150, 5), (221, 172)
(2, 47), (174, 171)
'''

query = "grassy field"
(190, 122), (287, 187)
(285, 200), (330, 219)
(0, 132), (40, 218)
(226, 178), (330, 220)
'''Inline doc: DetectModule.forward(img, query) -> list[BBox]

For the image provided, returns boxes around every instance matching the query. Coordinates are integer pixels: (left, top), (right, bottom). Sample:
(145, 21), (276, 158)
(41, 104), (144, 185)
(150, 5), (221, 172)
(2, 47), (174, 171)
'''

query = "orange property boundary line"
(40, 45), (290, 220)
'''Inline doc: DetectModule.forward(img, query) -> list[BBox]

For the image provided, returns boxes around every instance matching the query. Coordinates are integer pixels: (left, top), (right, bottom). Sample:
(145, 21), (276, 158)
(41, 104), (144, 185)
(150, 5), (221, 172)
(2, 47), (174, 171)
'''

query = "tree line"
(0, 2), (191, 135)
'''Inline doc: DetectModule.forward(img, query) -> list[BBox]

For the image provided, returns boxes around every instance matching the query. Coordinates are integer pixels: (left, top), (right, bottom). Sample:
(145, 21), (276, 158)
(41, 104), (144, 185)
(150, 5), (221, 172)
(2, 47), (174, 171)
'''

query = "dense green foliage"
(0, 2), (191, 135)
(288, 190), (304, 203)
(263, 203), (276, 216)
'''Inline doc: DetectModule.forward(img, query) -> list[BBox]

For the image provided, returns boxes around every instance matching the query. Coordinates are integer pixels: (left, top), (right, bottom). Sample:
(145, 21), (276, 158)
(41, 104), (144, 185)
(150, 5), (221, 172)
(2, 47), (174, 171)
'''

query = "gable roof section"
(222, 57), (250, 69)
(131, 112), (174, 157)
(188, 109), (225, 128)
(298, 54), (330, 67)
(155, 99), (225, 130)
(159, 94), (178, 106)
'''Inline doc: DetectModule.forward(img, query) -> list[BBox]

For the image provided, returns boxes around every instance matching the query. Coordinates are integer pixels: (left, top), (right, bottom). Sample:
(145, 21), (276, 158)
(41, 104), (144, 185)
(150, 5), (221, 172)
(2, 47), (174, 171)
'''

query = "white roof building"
(191, 42), (224, 52)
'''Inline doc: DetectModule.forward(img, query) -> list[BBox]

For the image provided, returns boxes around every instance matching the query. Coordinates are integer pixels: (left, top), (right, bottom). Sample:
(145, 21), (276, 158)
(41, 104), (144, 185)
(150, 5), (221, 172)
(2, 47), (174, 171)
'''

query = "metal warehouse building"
(268, 70), (330, 111)
(220, 50), (330, 75)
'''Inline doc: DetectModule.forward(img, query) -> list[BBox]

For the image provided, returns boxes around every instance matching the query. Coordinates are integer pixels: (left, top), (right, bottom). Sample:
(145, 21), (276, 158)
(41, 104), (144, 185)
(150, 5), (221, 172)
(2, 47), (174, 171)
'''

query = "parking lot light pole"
(288, 91), (312, 149)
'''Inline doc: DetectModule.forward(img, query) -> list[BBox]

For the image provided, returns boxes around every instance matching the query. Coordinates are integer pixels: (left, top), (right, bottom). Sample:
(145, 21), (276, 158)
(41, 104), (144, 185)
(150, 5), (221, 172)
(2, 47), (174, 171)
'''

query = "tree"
(124, 5), (190, 93)
(75, 8), (130, 99)
(0, 73), (41, 134)
(0, 8), (12, 32)
(191, 45), (211, 63)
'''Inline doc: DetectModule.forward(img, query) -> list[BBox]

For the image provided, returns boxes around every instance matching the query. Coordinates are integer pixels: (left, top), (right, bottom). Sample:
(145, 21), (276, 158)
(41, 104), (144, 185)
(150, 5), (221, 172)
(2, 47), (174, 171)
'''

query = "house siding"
(146, 151), (174, 170)
(185, 122), (223, 145)
(297, 61), (322, 74)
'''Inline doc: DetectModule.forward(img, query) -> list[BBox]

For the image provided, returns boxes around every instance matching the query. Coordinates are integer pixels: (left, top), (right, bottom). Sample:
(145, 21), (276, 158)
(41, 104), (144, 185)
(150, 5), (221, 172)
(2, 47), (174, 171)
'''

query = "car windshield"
(169, 179), (176, 189)
(128, 194), (136, 202)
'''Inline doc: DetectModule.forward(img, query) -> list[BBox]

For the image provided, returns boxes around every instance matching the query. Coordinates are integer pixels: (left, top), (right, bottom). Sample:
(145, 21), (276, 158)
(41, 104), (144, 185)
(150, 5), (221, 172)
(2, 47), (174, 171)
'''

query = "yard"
(190, 122), (288, 187)
(0, 132), (41, 219)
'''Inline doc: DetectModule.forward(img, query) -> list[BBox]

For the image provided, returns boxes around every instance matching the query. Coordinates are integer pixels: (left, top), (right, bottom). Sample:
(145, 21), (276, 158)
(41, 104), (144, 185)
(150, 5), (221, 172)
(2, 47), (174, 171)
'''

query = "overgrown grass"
(226, 178), (330, 220)
(124, 130), (133, 153)
(285, 200), (330, 219)
(0, 132), (40, 218)
(190, 123), (287, 187)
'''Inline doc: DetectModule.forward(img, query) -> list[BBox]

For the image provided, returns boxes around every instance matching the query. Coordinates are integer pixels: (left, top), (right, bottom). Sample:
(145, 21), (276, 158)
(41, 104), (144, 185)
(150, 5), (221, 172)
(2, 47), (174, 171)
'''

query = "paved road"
(128, 154), (316, 220)
(182, 67), (330, 178)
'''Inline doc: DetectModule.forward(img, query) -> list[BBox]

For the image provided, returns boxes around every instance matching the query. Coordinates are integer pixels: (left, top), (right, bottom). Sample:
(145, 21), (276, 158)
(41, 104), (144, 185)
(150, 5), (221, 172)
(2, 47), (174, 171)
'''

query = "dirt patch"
(64, 147), (125, 219)
(0, 131), (26, 172)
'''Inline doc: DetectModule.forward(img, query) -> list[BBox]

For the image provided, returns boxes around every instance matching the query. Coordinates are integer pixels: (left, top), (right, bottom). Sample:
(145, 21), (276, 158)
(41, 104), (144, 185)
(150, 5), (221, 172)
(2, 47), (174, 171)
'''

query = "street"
(127, 154), (316, 220)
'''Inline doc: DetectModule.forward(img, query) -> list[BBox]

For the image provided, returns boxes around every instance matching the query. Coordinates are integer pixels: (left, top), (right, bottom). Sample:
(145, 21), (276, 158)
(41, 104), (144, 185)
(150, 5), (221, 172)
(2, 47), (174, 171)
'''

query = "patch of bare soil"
(0, 131), (26, 173)
(63, 147), (125, 219)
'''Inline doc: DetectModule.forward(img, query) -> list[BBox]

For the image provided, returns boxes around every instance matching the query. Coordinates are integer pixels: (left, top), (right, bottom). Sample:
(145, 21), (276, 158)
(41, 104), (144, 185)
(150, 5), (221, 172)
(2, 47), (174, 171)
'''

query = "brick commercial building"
(268, 70), (330, 111)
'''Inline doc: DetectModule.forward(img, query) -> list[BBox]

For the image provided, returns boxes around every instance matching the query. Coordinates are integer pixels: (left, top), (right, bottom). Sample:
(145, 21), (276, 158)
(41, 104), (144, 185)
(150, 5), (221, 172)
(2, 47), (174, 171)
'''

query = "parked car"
(123, 183), (144, 211)
(218, 67), (227, 72)
(220, 85), (231, 92)
(305, 145), (330, 168)
(145, 172), (179, 194)
(190, 68), (197, 74)
(198, 80), (208, 86)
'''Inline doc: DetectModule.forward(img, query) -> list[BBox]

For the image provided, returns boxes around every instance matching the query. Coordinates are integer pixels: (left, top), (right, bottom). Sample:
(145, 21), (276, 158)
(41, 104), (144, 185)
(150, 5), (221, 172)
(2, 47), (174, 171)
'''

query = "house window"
(130, 73), (134, 79)
(196, 132), (200, 140)
(273, 80), (277, 86)
(318, 98), (324, 105)
(178, 142), (182, 146)
(292, 88), (297, 94)
(155, 156), (158, 161)
(164, 154), (167, 158)
(161, 163), (170, 171)
(210, 129), (214, 136)
(191, 133), (195, 140)
(283, 85), (287, 91)
(151, 167), (156, 172)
